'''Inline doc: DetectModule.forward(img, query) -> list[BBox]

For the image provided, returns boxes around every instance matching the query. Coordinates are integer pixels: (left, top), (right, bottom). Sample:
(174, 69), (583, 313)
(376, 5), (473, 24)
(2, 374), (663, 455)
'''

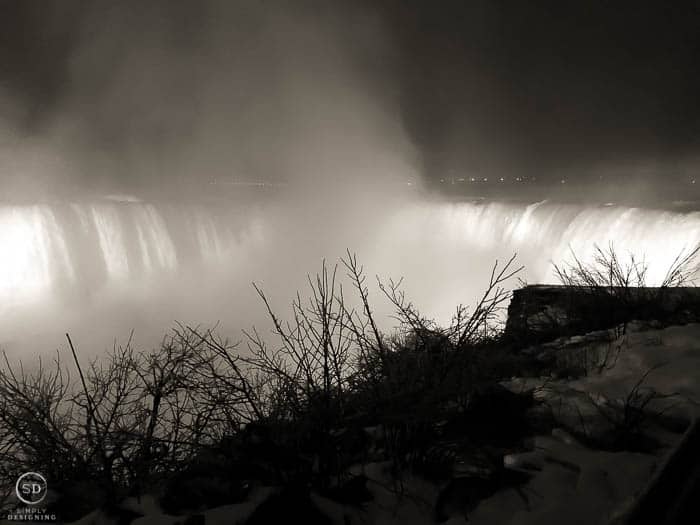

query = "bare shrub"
(552, 243), (700, 334)
(191, 252), (522, 484)
(0, 351), (79, 506)
(185, 260), (362, 487)
(242, 261), (356, 422)
(0, 330), (229, 514)
(0, 252), (525, 512)
(340, 253), (522, 473)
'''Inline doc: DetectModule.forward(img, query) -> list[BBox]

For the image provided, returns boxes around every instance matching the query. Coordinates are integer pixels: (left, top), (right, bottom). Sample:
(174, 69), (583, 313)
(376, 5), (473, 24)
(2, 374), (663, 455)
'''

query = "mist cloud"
(0, 0), (415, 196)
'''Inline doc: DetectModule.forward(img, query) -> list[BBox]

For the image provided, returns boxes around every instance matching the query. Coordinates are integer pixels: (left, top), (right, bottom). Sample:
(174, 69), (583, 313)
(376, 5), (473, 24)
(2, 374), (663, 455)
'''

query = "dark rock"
(435, 476), (500, 522)
(414, 442), (461, 481)
(506, 285), (700, 344)
(101, 505), (144, 525)
(446, 383), (533, 447)
(231, 422), (315, 484)
(246, 487), (331, 525)
(648, 411), (691, 434)
(323, 475), (373, 505)
(182, 513), (205, 525)
(45, 479), (115, 523)
(331, 425), (371, 470)
(435, 466), (533, 523)
(160, 471), (250, 515)
(160, 450), (252, 515)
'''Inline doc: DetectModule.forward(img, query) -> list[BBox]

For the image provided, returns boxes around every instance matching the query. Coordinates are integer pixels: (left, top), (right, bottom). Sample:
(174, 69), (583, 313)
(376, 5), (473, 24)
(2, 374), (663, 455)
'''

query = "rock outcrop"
(506, 285), (700, 343)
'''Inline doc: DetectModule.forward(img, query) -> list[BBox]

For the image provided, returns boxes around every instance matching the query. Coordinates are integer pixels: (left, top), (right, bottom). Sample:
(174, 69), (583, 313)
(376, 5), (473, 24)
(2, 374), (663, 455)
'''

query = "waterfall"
(0, 200), (255, 305)
(382, 200), (700, 285)
(0, 198), (699, 309)
(0, 205), (74, 300)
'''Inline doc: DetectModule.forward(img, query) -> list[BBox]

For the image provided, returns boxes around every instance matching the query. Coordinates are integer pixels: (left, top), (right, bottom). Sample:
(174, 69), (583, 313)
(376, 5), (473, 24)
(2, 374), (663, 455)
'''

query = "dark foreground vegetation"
(0, 246), (698, 523)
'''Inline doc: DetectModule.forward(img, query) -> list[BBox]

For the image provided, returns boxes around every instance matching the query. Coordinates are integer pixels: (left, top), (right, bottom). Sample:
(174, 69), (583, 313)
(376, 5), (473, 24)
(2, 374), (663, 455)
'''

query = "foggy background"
(0, 0), (426, 357)
(1, 0), (699, 357)
(0, 0), (418, 196)
(2, 0), (700, 194)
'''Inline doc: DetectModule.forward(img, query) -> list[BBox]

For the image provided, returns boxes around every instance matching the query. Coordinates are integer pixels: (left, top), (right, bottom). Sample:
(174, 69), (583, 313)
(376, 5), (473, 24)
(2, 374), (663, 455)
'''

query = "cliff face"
(505, 285), (700, 343)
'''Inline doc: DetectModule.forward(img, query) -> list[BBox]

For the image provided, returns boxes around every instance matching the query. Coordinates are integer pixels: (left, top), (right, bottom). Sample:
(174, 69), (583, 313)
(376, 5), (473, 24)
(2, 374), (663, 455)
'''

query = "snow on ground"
(482, 321), (700, 525)
(60, 322), (698, 525)
(470, 435), (657, 525)
(576, 322), (700, 420)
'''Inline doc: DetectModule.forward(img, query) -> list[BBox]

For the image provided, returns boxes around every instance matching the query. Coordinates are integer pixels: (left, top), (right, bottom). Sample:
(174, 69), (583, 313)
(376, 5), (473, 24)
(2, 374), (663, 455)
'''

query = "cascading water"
(0, 196), (698, 356)
(390, 200), (700, 285)
(0, 198), (264, 306)
(0, 205), (74, 301)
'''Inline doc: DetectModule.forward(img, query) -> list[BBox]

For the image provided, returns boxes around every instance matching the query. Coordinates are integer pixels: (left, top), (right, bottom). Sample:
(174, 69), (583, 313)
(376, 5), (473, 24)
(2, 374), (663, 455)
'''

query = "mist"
(0, 0), (428, 356)
(2, 1), (700, 360)
(3, 1), (417, 188)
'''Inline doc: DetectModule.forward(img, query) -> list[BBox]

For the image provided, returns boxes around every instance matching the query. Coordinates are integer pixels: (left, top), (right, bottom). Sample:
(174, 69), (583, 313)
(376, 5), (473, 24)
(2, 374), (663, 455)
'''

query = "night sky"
(1, 0), (699, 190)
(380, 0), (700, 179)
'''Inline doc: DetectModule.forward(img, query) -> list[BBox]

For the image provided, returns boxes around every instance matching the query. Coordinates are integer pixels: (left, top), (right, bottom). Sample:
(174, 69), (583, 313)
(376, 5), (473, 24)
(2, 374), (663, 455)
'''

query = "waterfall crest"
(1, 199), (698, 306)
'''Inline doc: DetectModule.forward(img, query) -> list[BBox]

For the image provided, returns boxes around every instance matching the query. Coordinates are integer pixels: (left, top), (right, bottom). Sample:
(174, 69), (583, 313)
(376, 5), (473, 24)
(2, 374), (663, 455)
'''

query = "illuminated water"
(1, 196), (698, 355)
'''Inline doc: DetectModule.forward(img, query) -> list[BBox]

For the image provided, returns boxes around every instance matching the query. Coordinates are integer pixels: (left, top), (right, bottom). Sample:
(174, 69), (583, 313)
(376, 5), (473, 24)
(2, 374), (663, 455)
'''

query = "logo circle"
(15, 472), (48, 505)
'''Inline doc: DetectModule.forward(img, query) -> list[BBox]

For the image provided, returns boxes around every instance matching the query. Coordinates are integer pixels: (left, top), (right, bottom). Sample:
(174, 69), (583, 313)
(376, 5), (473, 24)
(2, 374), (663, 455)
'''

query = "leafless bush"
(372, 255), (521, 408)
(0, 330), (232, 510)
(0, 351), (79, 506)
(554, 243), (700, 291)
(554, 244), (649, 291)
(241, 260), (357, 421)
(338, 253), (522, 473)
(184, 260), (361, 487)
(1, 252), (525, 508)
(552, 243), (700, 334)
(189, 253), (521, 483)
(377, 253), (522, 351)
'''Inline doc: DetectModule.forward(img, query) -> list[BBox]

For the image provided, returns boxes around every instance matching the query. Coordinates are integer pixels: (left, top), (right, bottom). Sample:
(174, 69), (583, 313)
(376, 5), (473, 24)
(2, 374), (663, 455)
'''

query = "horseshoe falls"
(390, 200), (700, 284)
(0, 197), (698, 355)
(0, 201), (260, 304)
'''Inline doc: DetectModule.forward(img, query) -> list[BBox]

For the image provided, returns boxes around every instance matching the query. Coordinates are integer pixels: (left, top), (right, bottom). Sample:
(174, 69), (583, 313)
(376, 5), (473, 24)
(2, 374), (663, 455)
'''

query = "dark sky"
(1, 0), (699, 188)
(380, 0), (700, 179)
